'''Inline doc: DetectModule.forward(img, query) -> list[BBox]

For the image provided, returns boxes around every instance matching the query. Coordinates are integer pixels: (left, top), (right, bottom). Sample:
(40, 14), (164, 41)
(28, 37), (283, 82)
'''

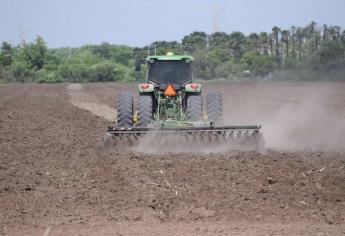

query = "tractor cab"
(146, 53), (193, 87)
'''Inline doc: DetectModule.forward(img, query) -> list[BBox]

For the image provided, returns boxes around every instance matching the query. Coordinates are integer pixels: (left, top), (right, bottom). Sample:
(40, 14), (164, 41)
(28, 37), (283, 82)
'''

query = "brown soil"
(0, 82), (345, 235)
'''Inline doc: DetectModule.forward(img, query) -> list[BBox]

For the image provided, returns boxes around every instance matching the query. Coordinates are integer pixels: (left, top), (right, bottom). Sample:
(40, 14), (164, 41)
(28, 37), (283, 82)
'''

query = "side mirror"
(135, 59), (141, 71)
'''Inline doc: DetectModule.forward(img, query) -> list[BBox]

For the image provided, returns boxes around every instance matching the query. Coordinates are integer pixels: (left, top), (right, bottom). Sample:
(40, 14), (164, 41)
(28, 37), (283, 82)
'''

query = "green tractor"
(105, 53), (264, 151)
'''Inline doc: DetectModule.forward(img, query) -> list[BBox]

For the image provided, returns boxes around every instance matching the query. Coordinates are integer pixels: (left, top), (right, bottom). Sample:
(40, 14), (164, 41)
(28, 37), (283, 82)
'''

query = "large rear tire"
(116, 92), (133, 127)
(136, 95), (153, 127)
(186, 95), (203, 121)
(206, 92), (223, 125)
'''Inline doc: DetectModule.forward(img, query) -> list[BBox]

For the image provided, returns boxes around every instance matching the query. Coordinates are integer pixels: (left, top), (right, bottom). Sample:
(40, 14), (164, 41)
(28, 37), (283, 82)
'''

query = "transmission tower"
(207, 4), (222, 33)
(14, 21), (34, 45)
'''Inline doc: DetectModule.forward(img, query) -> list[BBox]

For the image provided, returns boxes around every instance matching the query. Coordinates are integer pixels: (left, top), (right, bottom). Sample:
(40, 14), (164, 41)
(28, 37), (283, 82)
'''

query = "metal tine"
(208, 132), (216, 144)
(123, 134), (131, 147)
(203, 133), (210, 143)
(119, 134), (125, 145)
(181, 133), (189, 144)
(196, 133), (204, 145)
(226, 131), (233, 141)
(230, 131), (239, 147)
(243, 131), (250, 143)
(214, 132), (222, 143)
(130, 134), (137, 145)
(201, 133), (208, 144)
(173, 133), (180, 147)
(222, 131), (228, 141)
(195, 133), (204, 147)
(193, 133), (201, 146)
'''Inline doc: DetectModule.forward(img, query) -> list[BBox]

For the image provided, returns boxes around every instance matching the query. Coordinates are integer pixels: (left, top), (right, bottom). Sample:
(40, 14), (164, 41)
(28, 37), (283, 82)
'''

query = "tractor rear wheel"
(207, 92), (223, 125)
(186, 95), (203, 121)
(136, 95), (153, 127)
(116, 92), (133, 127)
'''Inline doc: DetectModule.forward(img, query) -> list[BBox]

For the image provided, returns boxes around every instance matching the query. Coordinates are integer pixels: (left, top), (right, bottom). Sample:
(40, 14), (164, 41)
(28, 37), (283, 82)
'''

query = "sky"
(1, 0), (345, 48)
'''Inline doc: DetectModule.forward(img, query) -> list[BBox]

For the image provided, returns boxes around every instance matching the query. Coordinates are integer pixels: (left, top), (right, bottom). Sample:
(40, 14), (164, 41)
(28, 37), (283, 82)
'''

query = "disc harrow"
(102, 125), (265, 152)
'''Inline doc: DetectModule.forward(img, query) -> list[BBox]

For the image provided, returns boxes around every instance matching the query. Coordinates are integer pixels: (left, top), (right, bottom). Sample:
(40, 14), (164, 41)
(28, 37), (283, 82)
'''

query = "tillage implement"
(103, 52), (264, 151)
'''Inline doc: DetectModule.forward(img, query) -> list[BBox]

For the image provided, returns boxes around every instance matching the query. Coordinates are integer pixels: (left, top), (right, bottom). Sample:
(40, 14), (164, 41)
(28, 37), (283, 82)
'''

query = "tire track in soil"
(67, 83), (116, 122)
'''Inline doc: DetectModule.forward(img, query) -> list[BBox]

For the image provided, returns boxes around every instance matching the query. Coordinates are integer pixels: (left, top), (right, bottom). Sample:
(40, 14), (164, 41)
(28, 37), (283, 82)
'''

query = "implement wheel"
(136, 95), (153, 127)
(117, 92), (133, 127)
(186, 95), (203, 121)
(207, 91), (223, 125)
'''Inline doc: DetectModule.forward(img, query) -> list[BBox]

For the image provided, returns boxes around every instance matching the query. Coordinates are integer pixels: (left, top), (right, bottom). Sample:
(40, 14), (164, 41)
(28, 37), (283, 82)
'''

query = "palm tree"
(259, 32), (270, 55)
(281, 30), (290, 58)
(334, 26), (341, 41)
(290, 26), (296, 58)
(296, 27), (305, 58)
(269, 34), (274, 56)
(272, 26), (281, 56)
(341, 30), (345, 45)
(314, 31), (321, 51)
(322, 24), (329, 41)
(228, 31), (246, 60)
(248, 33), (260, 52)
(307, 21), (317, 53)
(328, 26), (337, 41)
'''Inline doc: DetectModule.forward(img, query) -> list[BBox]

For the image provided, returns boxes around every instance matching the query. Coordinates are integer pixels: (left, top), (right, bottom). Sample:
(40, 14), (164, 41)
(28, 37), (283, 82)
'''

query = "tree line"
(1, 21), (345, 83)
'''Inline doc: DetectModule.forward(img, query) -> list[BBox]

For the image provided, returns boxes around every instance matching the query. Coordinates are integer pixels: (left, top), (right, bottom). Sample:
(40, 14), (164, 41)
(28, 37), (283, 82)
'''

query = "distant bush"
(90, 60), (136, 82)
(36, 69), (64, 83)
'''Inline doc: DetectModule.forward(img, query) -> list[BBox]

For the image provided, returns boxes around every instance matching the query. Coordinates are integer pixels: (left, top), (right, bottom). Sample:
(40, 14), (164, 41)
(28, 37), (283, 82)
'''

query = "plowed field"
(1, 82), (344, 235)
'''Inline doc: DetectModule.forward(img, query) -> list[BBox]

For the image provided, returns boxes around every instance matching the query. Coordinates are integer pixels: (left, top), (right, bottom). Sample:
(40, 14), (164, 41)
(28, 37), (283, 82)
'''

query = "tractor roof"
(146, 54), (194, 62)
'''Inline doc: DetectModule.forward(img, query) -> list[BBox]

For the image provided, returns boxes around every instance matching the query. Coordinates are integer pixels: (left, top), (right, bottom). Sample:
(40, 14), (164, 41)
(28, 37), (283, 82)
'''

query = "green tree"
(25, 36), (47, 70)
(241, 51), (273, 75)
(281, 30), (289, 58)
(91, 61), (136, 82)
(182, 31), (207, 53)
(290, 26), (297, 58)
(150, 41), (182, 55)
(318, 41), (344, 64)
(296, 27), (305, 58)
(228, 31), (246, 60)
(248, 33), (260, 52)
(208, 32), (230, 49)
(0, 42), (14, 66)
(259, 32), (271, 55)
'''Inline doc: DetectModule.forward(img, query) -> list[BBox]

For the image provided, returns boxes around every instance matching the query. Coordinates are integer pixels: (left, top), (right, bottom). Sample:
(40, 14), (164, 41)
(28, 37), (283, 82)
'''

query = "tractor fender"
(138, 83), (154, 93)
(185, 83), (202, 93)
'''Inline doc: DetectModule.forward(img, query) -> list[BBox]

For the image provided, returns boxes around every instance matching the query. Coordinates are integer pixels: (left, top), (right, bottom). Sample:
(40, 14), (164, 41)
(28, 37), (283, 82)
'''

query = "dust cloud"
(67, 83), (116, 122)
(131, 82), (345, 153)
(219, 82), (345, 152)
(92, 81), (345, 153)
(263, 88), (345, 151)
(133, 132), (261, 154)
